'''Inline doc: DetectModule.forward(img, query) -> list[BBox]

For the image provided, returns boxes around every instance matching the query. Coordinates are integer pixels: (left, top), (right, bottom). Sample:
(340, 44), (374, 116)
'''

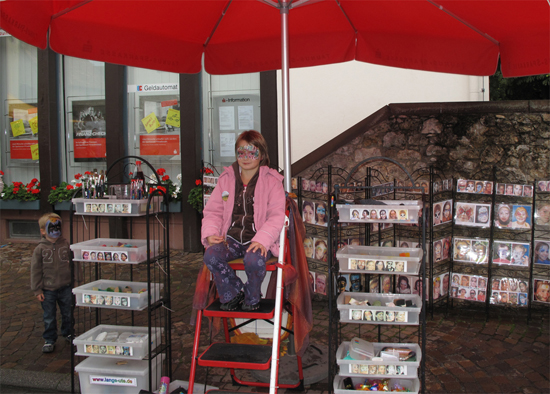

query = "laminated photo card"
(453, 237), (489, 264)
(456, 179), (493, 195)
(490, 277), (529, 306)
(433, 236), (452, 262)
(535, 203), (550, 227)
(533, 278), (550, 303)
(455, 202), (491, 228)
(534, 240), (550, 265)
(496, 182), (534, 197)
(494, 204), (532, 230)
(433, 199), (453, 226)
(432, 272), (449, 301)
(536, 180), (550, 193)
(492, 240), (530, 267)
(300, 177), (329, 194)
(302, 235), (328, 262)
(450, 273), (487, 303)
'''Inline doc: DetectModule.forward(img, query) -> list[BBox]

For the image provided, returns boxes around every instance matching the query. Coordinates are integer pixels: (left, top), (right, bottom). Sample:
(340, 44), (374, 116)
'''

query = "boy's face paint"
(46, 218), (62, 239)
(237, 144), (260, 161)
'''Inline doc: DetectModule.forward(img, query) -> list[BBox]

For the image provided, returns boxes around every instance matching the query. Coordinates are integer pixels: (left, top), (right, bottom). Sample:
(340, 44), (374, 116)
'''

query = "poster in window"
(72, 100), (106, 162)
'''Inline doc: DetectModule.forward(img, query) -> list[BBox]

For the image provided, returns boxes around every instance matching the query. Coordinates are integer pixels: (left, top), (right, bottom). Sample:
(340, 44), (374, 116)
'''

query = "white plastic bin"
(336, 245), (422, 275)
(336, 200), (422, 224)
(337, 292), (421, 325)
(75, 354), (163, 394)
(71, 238), (160, 264)
(73, 280), (162, 311)
(337, 341), (421, 378)
(333, 375), (419, 394)
(73, 325), (163, 360)
(72, 197), (160, 216)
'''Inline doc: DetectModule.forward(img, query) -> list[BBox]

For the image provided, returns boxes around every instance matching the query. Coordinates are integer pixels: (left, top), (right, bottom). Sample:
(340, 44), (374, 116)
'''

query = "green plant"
(47, 173), (83, 204)
(149, 168), (182, 202)
(1, 178), (41, 202)
(187, 179), (204, 213)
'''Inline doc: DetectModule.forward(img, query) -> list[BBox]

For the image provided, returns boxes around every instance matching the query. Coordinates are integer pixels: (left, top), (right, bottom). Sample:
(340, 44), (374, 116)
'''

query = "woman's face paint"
(46, 218), (62, 239)
(237, 144), (260, 161)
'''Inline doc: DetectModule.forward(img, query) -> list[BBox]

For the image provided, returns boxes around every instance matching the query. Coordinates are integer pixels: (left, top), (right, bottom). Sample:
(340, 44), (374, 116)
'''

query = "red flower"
(85, 171), (91, 175)
(0, 170), (4, 175)
(162, 175), (170, 181)
(157, 168), (166, 176)
(66, 185), (74, 190)
(157, 186), (167, 193)
(76, 183), (82, 188)
(31, 178), (38, 183)
(195, 179), (202, 186)
(36, 182), (40, 187)
(129, 172), (133, 176)
(75, 173), (82, 180)
(51, 186), (57, 191)
(13, 189), (19, 194)
(31, 189), (39, 194)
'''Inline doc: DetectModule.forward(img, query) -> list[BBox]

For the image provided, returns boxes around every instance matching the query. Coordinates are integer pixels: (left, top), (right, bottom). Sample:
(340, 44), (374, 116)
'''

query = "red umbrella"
(1, 0), (548, 77)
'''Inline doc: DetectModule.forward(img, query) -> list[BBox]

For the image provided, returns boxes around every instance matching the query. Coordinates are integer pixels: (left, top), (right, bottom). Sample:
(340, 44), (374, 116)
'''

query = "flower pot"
(54, 201), (73, 211)
(161, 201), (181, 213)
(0, 200), (40, 210)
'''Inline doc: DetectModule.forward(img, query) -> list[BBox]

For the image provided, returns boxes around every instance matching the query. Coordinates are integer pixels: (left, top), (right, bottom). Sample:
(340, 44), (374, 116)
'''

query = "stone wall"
(297, 103), (550, 185)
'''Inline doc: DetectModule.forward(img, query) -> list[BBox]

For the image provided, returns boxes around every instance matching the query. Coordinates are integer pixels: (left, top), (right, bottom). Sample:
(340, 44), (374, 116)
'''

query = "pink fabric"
(201, 164), (285, 256)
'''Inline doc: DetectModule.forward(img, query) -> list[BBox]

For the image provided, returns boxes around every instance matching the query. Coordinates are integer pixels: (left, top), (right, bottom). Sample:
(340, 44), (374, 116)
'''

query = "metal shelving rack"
(69, 156), (171, 393)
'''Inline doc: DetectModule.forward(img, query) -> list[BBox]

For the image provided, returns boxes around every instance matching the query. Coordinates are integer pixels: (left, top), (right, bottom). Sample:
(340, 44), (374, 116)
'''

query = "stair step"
(204, 299), (275, 318)
(198, 343), (272, 370)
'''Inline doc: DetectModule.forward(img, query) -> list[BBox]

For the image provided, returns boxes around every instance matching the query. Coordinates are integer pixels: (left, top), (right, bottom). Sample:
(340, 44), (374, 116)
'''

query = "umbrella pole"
(280, 0), (292, 194)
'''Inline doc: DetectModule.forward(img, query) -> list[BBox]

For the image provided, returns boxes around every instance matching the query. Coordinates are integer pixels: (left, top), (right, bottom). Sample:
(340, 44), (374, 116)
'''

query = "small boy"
(31, 213), (79, 353)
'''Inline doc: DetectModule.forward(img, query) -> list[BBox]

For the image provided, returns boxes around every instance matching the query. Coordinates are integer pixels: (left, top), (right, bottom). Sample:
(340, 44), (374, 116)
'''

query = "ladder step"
(204, 299), (275, 318)
(198, 343), (272, 370)
(207, 391), (258, 394)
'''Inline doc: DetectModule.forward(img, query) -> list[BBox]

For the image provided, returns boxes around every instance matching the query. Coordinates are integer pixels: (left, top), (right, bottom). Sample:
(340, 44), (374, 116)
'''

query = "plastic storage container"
(72, 196), (160, 216)
(73, 280), (162, 311)
(337, 292), (421, 325)
(75, 354), (163, 394)
(337, 341), (421, 378)
(73, 325), (163, 360)
(333, 375), (419, 394)
(336, 200), (422, 224)
(336, 245), (423, 275)
(348, 337), (374, 360)
(71, 238), (160, 264)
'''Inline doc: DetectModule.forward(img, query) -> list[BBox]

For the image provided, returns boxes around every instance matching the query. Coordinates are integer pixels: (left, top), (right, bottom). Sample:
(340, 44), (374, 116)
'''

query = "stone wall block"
(426, 145), (447, 157)
(382, 132), (406, 148)
(421, 118), (442, 134)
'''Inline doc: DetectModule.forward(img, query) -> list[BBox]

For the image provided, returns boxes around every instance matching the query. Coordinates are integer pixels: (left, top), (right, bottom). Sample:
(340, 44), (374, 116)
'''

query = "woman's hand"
(207, 235), (224, 246)
(36, 294), (44, 302)
(247, 241), (267, 257)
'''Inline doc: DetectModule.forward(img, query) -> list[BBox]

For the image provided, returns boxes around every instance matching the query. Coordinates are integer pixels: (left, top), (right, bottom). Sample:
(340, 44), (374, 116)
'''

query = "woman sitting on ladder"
(201, 130), (286, 312)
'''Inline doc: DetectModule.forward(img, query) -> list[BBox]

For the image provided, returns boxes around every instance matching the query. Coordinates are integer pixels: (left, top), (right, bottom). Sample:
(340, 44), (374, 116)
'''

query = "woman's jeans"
(41, 285), (72, 344)
(204, 237), (271, 306)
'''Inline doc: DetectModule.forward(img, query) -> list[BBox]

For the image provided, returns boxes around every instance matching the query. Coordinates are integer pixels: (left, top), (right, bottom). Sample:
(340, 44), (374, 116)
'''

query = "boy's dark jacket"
(31, 236), (77, 296)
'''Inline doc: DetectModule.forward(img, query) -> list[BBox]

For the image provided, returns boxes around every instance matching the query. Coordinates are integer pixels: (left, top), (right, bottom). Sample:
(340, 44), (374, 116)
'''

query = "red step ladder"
(188, 215), (304, 394)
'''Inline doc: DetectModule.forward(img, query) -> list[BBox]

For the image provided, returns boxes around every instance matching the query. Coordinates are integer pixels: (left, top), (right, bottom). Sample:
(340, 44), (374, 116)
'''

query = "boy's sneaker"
(42, 342), (55, 353)
(220, 291), (244, 311)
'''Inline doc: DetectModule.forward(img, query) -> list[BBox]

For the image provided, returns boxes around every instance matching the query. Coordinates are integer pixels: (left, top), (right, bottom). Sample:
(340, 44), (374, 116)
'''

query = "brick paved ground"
(1, 242), (549, 393)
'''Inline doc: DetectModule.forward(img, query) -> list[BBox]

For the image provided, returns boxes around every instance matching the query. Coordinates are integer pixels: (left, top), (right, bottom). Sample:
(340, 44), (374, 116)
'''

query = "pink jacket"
(201, 165), (286, 256)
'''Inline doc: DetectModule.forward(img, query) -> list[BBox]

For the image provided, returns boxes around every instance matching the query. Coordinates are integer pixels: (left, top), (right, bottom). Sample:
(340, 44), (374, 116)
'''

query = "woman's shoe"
(220, 291), (244, 311)
(241, 302), (260, 312)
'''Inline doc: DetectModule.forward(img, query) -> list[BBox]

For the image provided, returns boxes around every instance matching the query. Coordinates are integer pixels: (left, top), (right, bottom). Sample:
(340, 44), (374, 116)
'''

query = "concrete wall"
(276, 61), (489, 168)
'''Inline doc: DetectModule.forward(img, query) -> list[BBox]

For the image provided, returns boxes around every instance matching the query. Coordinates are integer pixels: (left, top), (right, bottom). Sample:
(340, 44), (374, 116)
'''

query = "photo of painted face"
(483, 182), (493, 195)
(457, 179), (467, 192)
(535, 204), (550, 227)
(475, 206), (489, 225)
(537, 181), (549, 192)
(496, 183), (505, 195)
(493, 242), (511, 264)
(315, 273), (327, 295)
(315, 239), (328, 262)
(301, 178), (310, 191)
(303, 237), (314, 258)
(495, 204), (512, 228)
(509, 205), (531, 229)
(302, 200), (315, 224)
(534, 240), (550, 265)
(510, 243), (529, 266)
(523, 185), (533, 197)
(534, 279), (550, 303)
(315, 202), (328, 227)
(456, 203), (474, 224)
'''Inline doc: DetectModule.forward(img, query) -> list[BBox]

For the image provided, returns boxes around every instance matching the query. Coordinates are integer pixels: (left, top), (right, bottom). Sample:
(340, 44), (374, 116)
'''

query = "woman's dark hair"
(235, 130), (270, 167)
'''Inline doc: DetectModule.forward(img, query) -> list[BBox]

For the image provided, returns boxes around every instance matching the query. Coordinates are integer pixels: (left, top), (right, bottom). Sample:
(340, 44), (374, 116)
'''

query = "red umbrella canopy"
(0, 0), (548, 77)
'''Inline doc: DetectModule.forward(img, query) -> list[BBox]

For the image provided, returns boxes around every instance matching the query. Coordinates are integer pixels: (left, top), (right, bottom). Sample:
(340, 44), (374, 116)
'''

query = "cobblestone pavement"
(1, 242), (549, 393)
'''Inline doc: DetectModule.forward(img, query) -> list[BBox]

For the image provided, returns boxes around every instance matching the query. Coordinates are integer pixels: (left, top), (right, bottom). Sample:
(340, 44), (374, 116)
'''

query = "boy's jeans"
(203, 237), (271, 306)
(41, 285), (72, 344)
